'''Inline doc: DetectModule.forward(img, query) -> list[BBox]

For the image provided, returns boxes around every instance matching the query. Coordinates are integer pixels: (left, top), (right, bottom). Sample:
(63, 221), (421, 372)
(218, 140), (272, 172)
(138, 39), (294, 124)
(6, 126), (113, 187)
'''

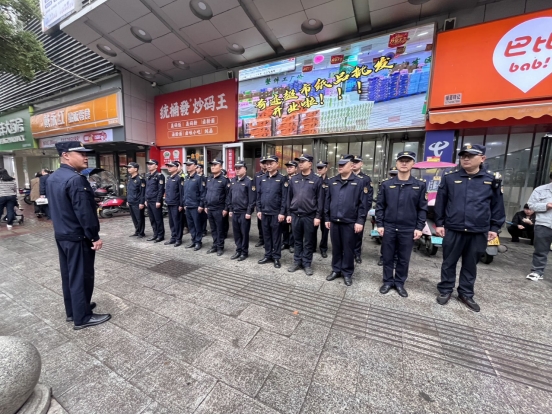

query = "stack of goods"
(298, 110), (320, 135)
(274, 114), (299, 136)
(245, 117), (272, 138)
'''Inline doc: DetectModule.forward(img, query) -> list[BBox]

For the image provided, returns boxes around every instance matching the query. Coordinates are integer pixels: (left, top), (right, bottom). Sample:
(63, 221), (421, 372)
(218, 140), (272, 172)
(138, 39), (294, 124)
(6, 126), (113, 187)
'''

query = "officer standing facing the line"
(144, 159), (165, 242)
(164, 161), (184, 247)
(313, 160), (330, 258)
(435, 144), (505, 312)
(254, 158), (267, 247)
(286, 154), (323, 276)
(257, 155), (288, 268)
(281, 160), (297, 252)
(325, 155), (367, 286)
(183, 158), (206, 251)
(352, 156), (373, 264)
(205, 159), (229, 256)
(376, 151), (427, 297)
(126, 162), (146, 238)
(228, 160), (256, 261)
(47, 141), (111, 330)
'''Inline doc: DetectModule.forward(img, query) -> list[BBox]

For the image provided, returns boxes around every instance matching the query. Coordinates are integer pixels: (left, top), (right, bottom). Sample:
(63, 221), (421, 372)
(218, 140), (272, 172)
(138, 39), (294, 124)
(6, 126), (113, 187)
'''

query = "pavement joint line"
(485, 351), (552, 374)
(474, 328), (552, 352)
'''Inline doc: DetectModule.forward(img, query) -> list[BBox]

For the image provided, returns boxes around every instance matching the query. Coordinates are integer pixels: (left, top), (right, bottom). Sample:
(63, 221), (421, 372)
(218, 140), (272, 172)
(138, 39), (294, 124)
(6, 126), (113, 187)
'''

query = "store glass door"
(535, 134), (552, 187)
(223, 142), (244, 179)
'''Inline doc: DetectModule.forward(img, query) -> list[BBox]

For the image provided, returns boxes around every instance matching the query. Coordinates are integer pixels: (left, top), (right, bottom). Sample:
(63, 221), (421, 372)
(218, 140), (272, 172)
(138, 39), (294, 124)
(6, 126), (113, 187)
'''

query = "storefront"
(154, 79), (240, 177)
(237, 23), (436, 180)
(427, 8), (552, 220)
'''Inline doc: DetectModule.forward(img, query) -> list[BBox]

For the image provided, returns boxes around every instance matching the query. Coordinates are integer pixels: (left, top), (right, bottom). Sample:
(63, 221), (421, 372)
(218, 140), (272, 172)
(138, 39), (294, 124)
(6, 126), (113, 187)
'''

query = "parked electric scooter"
(99, 194), (129, 218)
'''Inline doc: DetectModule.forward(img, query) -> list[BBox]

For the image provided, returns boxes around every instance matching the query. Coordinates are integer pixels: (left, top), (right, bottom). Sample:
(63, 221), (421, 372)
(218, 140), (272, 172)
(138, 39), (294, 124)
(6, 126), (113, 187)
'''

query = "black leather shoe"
(377, 258), (383, 266)
(193, 243), (202, 251)
(66, 302), (96, 322)
(458, 294), (480, 312)
(129, 234), (139, 237)
(289, 247), (294, 253)
(255, 241), (264, 247)
(207, 247), (217, 254)
(344, 276), (352, 286)
(230, 252), (241, 260)
(154, 238), (164, 243)
(74, 313), (111, 330)
(174, 242), (182, 247)
(282, 244), (290, 250)
(436, 293), (452, 305)
(326, 272), (341, 281)
(304, 267), (314, 276)
(355, 256), (362, 264)
(320, 250), (327, 258)
(274, 260), (281, 268)
(379, 284), (393, 294)
(237, 255), (247, 261)
(164, 240), (176, 245)
(146, 237), (157, 241)
(185, 242), (195, 249)
(138, 235), (146, 238)
(395, 286), (408, 298)
(217, 250), (224, 256)
(258, 257), (272, 264)
(288, 263), (302, 272)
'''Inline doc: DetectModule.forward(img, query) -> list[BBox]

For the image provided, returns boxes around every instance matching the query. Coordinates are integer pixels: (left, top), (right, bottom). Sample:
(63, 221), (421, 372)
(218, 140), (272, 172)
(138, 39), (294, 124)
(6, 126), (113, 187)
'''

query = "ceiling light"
(173, 60), (190, 69)
(97, 44), (116, 57)
(189, 0), (213, 20)
(131, 26), (152, 43)
(408, 0), (430, 5)
(227, 43), (245, 55)
(139, 71), (154, 79)
(301, 18), (323, 35)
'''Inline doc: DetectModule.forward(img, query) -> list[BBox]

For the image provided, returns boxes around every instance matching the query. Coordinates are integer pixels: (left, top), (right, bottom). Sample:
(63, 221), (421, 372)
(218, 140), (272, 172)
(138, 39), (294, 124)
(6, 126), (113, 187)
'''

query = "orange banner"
(154, 79), (237, 146)
(30, 93), (122, 138)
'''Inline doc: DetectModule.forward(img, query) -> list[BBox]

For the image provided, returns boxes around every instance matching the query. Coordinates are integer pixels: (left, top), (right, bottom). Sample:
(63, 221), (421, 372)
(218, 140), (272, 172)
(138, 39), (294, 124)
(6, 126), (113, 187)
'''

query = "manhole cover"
(149, 259), (203, 277)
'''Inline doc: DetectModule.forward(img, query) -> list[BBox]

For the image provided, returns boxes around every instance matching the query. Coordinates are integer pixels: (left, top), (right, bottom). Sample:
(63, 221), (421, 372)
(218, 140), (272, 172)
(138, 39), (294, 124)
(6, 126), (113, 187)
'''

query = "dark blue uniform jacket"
(165, 173), (183, 206)
(256, 171), (288, 215)
(286, 171), (323, 218)
(228, 175), (256, 215)
(324, 173), (367, 225)
(126, 174), (146, 205)
(145, 172), (165, 203)
(204, 173), (229, 210)
(182, 172), (206, 208)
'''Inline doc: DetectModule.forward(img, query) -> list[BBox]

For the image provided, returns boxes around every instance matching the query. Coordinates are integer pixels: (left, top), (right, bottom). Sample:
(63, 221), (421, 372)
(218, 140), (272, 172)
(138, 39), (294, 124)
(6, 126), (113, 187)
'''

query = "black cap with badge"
(338, 154), (354, 165)
(209, 158), (223, 165)
(146, 159), (159, 165)
(295, 153), (314, 162)
(285, 160), (298, 167)
(127, 162), (139, 169)
(165, 161), (177, 167)
(185, 158), (198, 165)
(263, 155), (279, 163)
(55, 141), (93, 156)
(316, 160), (329, 168)
(396, 151), (416, 161)
(458, 143), (486, 156)
(234, 159), (246, 168)
(352, 155), (363, 163)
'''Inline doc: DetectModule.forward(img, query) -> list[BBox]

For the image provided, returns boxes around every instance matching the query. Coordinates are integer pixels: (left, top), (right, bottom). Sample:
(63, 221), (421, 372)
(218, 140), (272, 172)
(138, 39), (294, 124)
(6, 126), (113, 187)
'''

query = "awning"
(429, 100), (552, 124)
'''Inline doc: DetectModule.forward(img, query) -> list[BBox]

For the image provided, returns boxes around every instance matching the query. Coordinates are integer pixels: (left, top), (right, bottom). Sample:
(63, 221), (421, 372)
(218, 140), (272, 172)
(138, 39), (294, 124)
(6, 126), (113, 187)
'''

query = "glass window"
(503, 132), (534, 220)
(484, 128), (508, 173)
(362, 141), (375, 178)
(349, 141), (361, 159)
(326, 141), (338, 177)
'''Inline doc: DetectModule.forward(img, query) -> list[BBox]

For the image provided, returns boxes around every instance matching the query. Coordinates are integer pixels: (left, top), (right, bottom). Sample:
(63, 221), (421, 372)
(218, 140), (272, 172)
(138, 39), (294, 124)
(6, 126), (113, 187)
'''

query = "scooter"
(417, 200), (441, 256)
(94, 185), (116, 207)
(99, 195), (129, 218)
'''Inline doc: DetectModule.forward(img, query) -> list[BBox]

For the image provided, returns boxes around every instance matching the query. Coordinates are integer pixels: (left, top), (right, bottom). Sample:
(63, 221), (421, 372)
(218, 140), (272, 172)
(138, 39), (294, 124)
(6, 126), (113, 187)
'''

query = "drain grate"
(150, 259), (204, 277)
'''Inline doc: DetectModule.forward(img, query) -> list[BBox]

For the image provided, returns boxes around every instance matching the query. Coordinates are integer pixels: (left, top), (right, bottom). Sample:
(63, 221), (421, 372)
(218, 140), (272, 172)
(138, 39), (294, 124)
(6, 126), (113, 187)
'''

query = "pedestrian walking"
(0, 168), (18, 230)
(325, 155), (367, 286)
(46, 142), (110, 330)
(164, 161), (184, 247)
(281, 160), (297, 253)
(144, 159), (165, 242)
(351, 156), (373, 264)
(434, 144), (505, 312)
(205, 158), (229, 256)
(286, 154), (323, 276)
(126, 162), (146, 238)
(376, 151), (427, 297)
(313, 160), (330, 258)
(228, 160), (256, 261)
(183, 158), (206, 251)
(526, 175), (552, 281)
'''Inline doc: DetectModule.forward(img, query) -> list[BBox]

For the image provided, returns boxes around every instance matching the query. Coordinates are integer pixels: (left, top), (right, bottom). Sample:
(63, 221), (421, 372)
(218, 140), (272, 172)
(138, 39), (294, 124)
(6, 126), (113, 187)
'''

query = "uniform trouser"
(181, 208), (188, 230)
(281, 222), (294, 247)
(56, 239), (95, 326)
(330, 222), (356, 278)
(186, 207), (203, 244)
(0, 195), (16, 225)
(531, 225), (552, 276)
(438, 229), (487, 297)
(262, 214), (282, 260)
(313, 220), (329, 252)
(129, 203), (145, 236)
(257, 215), (264, 243)
(292, 213), (316, 267)
(201, 211), (208, 233)
(223, 213), (229, 238)
(167, 205), (182, 242)
(232, 213), (251, 255)
(381, 228), (415, 287)
(147, 200), (165, 239)
(354, 225), (366, 257)
(208, 209), (225, 250)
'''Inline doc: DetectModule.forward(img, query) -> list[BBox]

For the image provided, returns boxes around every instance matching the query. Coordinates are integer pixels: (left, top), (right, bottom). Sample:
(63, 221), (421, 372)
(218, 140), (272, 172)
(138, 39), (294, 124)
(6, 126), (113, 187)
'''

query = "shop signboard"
(30, 93), (123, 139)
(430, 8), (552, 110)
(161, 148), (184, 165)
(423, 130), (455, 162)
(154, 79), (238, 146)
(238, 23), (435, 139)
(39, 129), (114, 148)
(40, 0), (82, 32)
(0, 108), (36, 151)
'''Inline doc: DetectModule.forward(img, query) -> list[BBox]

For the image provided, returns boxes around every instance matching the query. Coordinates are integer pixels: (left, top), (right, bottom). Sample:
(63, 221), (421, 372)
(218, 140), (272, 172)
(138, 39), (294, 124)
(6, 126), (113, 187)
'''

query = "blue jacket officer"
(164, 161), (184, 247)
(145, 159), (165, 242)
(313, 160), (330, 258)
(286, 154), (324, 276)
(228, 160), (256, 261)
(177, 162), (188, 235)
(352, 155), (374, 264)
(126, 162), (146, 238)
(325, 155), (367, 286)
(221, 168), (230, 239)
(197, 163), (209, 237)
(47, 141), (111, 330)
(376, 151), (427, 297)
(257, 155), (288, 268)
(377, 168), (399, 266)
(281, 160), (297, 252)
(183, 158), (206, 251)
(254, 158), (267, 247)
(205, 158), (230, 255)
(434, 144), (505, 312)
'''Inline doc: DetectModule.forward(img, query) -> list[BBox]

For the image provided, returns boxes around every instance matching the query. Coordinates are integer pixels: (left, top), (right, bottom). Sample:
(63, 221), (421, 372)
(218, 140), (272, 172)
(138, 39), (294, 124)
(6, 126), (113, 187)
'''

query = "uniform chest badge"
(202, 182), (206, 186)
(389, 185), (396, 188)
(141, 183), (145, 187)
(425, 193), (428, 200)
(483, 181), (492, 185)
(308, 181), (314, 184)
(159, 180), (164, 184)
(363, 186), (368, 194)
(252, 186), (256, 191)
(284, 182), (288, 187)
(413, 186), (420, 189)
(454, 181), (462, 184)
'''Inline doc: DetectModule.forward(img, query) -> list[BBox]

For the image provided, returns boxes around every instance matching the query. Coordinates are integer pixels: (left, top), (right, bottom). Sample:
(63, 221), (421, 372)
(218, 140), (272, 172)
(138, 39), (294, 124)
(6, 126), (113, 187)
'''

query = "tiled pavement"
(1, 207), (552, 413)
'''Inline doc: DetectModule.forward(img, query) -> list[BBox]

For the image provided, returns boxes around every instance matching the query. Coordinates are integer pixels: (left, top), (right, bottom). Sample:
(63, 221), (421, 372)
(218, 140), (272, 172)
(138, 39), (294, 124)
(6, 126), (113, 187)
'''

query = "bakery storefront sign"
(0, 108), (36, 150)
(39, 129), (114, 148)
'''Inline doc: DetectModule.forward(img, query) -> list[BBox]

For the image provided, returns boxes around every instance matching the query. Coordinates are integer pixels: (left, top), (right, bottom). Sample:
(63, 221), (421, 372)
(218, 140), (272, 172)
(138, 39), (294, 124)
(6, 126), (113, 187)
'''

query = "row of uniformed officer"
(144, 159), (165, 242)
(254, 162), (268, 247)
(183, 158), (206, 250)
(281, 161), (297, 252)
(164, 161), (184, 247)
(313, 161), (330, 258)
(126, 162), (146, 238)
(204, 159), (230, 255)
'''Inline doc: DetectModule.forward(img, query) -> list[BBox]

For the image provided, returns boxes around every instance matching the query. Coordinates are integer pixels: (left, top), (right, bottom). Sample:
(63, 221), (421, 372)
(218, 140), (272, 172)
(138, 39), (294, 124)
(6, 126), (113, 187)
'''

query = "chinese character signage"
(423, 130), (454, 162)
(238, 24), (434, 139)
(40, 0), (81, 32)
(430, 8), (552, 111)
(154, 79), (238, 146)
(30, 93), (122, 138)
(0, 108), (36, 151)
(39, 129), (114, 148)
